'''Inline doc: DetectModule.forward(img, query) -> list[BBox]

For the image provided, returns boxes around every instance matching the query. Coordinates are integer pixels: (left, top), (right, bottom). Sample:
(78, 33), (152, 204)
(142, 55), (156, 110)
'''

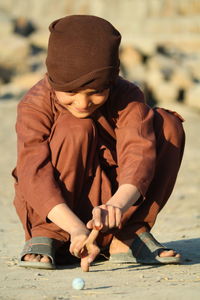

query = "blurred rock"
(0, 66), (15, 84)
(0, 73), (43, 100)
(128, 37), (156, 56)
(185, 84), (200, 109)
(27, 52), (46, 73)
(129, 64), (146, 84)
(12, 73), (43, 90)
(0, 34), (29, 73)
(120, 46), (145, 81)
(13, 17), (36, 37)
(145, 68), (163, 92)
(171, 67), (193, 90)
(29, 29), (49, 51)
(153, 81), (179, 103)
(147, 54), (177, 79)
(166, 34), (200, 54)
(183, 54), (200, 81)
(0, 83), (25, 100)
(120, 46), (143, 68)
(0, 11), (13, 37)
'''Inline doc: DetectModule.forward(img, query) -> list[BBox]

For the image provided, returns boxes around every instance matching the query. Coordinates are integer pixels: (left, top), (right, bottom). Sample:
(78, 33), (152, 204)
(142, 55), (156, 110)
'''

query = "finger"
(81, 256), (90, 272)
(100, 205), (109, 230)
(70, 241), (86, 258)
(80, 243), (100, 272)
(86, 219), (94, 229)
(92, 207), (102, 228)
(107, 205), (116, 228)
(73, 249), (80, 258)
(85, 229), (99, 245)
(87, 244), (100, 263)
(115, 207), (122, 228)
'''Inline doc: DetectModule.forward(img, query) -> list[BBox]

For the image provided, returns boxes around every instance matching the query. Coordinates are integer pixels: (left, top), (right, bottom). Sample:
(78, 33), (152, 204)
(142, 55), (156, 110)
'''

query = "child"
(13, 15), (185, 270)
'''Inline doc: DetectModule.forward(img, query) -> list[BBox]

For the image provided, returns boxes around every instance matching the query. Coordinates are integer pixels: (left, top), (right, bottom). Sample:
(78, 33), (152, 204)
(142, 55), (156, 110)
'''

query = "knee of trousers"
(155, 108), (185, 147)
(50, 113), (96, 145)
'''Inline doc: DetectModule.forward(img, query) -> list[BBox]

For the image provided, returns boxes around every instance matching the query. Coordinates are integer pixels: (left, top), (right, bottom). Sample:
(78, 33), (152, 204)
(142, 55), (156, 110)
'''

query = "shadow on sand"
(163, 237), (200, 265)
(56, 238), (200, 271)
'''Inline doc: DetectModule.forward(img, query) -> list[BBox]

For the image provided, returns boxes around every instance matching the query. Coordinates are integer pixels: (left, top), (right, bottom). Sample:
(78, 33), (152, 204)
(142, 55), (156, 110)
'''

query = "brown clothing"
(13, 75), (185, 246)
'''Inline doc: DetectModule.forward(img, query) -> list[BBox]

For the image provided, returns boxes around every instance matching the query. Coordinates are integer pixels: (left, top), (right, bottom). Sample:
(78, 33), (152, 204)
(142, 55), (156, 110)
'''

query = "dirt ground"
(0, 99), (199, 300)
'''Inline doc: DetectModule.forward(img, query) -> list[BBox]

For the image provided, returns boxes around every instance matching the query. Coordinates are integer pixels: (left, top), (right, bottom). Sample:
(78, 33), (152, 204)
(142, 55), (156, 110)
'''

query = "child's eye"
(67, 91), (76, 95)
(93, 90), (103, 95)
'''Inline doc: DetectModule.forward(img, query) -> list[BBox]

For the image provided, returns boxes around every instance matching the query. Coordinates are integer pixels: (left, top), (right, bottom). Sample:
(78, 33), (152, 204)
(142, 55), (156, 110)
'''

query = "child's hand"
(86, 204), (122, 232)
(69, 228), (100, 271)
(86, 184), (140, 232)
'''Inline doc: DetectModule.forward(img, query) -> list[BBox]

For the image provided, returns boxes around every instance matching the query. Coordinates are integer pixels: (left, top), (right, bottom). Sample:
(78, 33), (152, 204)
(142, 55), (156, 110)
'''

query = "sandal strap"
(20, 236), (56, 264)
(110, 232), (181, 264)
(131, 232), (166, 259)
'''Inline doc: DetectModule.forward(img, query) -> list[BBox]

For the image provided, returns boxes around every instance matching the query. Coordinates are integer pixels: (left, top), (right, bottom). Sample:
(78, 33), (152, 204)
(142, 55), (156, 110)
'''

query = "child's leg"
(108, 108), (185, 258)
(15, 111), (108, 263)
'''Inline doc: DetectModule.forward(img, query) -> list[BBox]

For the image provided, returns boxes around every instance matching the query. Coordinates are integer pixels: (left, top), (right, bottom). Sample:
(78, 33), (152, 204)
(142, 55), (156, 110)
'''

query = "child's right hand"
(69, 227), (100, 269)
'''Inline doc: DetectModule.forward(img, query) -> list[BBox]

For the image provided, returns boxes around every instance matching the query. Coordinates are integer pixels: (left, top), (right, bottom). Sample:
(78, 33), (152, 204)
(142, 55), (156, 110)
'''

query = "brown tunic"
(13, 75), (185, 245)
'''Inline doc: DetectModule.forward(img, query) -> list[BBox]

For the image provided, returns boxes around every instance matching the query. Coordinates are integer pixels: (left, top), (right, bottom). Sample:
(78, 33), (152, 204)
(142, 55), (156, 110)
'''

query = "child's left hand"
(86, 204), (122, 232)
(87, 184), (140, 232)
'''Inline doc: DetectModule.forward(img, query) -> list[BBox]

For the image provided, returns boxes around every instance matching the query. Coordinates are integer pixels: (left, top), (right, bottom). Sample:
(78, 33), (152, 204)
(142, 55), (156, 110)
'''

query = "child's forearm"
(47, 203), (88, 236)
(106, 184), (141, 213)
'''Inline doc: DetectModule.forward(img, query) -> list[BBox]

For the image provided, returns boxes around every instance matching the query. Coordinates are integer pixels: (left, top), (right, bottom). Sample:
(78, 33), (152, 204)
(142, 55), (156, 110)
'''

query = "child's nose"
(75, 94), (91, 109)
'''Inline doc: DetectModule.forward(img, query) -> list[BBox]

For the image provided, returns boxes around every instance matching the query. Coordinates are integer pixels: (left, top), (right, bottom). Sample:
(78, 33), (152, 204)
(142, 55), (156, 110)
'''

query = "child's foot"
(19, 237), (56, 269)
(109, 237), (180, 258)
(23, 254), (51, 263)
(109, 232), (181, 264)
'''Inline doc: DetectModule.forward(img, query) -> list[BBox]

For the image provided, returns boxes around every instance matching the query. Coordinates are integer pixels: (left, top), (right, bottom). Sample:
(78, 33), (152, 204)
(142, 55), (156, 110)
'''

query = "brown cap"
(46, 15), (121, 91)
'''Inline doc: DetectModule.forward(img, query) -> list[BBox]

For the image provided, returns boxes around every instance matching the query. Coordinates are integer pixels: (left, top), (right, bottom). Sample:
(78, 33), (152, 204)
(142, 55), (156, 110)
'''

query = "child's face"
(55, 88), (110, 118)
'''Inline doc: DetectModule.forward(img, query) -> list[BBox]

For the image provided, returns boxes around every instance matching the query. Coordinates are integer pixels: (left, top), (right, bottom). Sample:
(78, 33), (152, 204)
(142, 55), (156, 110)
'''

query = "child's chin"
(70, 111), (92, 119)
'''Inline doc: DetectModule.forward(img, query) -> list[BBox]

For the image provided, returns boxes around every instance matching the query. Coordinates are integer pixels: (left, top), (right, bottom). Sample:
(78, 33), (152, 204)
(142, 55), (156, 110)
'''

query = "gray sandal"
(19, 236), (56, 269)
(110, 232), (181, 264)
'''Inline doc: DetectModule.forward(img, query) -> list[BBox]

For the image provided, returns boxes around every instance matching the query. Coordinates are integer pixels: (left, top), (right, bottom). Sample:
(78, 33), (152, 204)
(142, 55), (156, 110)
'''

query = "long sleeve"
(115, 101), (156, 196)
(105, 78), (156, 197)
(15, 80), (65, 221)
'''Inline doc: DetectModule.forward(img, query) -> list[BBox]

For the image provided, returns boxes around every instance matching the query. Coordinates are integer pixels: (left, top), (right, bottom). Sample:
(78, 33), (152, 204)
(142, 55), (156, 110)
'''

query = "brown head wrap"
(46, 15), (121, 91)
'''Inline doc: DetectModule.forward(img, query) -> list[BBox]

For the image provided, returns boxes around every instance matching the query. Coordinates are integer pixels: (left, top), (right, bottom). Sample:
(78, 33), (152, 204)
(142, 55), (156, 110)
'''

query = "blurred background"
(0, 0), (200, 109)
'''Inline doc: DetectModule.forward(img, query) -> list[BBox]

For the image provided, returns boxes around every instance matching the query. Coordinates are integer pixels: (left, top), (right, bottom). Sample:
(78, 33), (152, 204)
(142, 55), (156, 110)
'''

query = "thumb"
(86, 219), (93, 229)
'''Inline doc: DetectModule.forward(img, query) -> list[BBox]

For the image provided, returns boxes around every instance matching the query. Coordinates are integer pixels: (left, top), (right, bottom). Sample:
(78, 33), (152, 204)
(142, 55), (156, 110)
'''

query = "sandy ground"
(0, 99), (200, 300)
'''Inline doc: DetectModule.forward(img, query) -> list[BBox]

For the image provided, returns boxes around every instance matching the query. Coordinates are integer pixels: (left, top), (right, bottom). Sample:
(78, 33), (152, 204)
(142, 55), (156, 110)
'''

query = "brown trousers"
(15, 108), (185, 247)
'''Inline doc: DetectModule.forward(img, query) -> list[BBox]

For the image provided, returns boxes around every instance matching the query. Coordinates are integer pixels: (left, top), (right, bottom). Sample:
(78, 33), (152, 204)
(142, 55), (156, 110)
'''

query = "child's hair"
(46, 15), (121, 92)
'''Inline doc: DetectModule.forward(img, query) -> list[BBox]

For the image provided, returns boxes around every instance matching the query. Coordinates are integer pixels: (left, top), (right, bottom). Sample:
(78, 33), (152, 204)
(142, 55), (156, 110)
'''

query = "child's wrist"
(69, 226), (90, 240)
(107, 184), (141, 213)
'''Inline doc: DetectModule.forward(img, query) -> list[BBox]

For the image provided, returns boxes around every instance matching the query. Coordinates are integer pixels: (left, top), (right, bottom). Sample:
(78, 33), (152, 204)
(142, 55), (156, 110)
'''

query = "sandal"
(19, 236), (56, 269)
(109, 232), (181, 264)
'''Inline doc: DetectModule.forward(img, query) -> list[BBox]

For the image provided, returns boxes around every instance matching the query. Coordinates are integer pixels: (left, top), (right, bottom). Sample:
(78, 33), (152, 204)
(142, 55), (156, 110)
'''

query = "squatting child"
(13, 15), (185, 270)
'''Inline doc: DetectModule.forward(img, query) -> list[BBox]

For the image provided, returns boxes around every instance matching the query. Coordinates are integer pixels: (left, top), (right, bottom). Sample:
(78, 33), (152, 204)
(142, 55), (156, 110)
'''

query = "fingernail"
(94, 225), (101, 230)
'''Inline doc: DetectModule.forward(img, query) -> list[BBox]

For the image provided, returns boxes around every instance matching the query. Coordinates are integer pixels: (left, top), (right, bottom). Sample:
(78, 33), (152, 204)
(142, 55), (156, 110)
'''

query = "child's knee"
(50, 113), (96, 148)
(156, 108), (185, 147)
